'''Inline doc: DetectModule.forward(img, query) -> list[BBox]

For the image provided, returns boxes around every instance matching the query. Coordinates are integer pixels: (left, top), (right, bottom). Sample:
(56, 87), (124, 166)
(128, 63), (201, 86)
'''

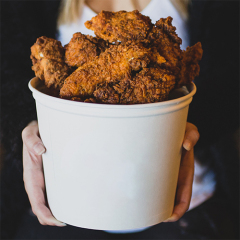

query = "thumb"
(22, 121), (46, 156)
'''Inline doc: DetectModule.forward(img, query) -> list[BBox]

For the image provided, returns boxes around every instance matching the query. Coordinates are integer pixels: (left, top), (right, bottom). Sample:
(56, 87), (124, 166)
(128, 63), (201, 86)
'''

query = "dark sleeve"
(0, 1), (60, 238)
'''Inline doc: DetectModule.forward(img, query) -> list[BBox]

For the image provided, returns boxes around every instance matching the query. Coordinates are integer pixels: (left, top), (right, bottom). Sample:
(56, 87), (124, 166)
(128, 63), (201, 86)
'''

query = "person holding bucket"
(1, 0), (239, 239)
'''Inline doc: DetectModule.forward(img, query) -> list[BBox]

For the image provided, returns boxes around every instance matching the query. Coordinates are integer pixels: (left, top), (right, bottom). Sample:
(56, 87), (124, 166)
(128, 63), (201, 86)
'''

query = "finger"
(164, 149), (194, 222)
(23, 145), (65, 227)
(34, 203), (66, 227)
(22, 121), (46, 156)
(183, 122), (200, 151)
(31, 191), (66, 226)
(27, 181), (65, 226)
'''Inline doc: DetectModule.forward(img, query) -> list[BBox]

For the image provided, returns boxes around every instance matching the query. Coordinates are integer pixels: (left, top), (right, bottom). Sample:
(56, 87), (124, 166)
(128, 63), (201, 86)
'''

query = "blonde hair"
(58, 0), (85, 27)
(169, 0), (190, 21)
(57, 0), (191, 27)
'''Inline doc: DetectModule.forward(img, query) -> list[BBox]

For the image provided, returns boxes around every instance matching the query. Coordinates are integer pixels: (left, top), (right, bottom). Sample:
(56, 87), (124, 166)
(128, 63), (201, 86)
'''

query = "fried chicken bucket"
(29, 77), (196, 230)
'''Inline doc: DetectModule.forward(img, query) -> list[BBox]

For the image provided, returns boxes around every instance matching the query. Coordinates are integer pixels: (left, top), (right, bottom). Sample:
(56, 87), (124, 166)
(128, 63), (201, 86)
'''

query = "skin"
(86, 0), (152, 13)
(22, 121), (199, 226)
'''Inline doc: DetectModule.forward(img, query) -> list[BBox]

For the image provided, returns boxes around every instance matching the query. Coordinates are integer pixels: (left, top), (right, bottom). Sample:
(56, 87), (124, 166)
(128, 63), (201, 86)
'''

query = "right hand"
(22, 120), (66, 226)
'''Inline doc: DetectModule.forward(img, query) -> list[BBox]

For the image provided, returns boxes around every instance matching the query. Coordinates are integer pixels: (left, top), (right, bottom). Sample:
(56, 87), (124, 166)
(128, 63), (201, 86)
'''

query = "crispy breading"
(60, 42), (156, 99)
(177, 42), (203, 86)
(65, 32), (109, 67)
(85, 10), (153, 43)
(120, 67), (176, 104)
(31, 36), (64, 61)
(93, 67), (176, 104)
(94, 83), (120, 104)
(31, 12), (203, 104)
(31, 36), (70, 90)
(148, 17), (182, 74)
(33, 59), (70, 89)
(155, 17), (182, 44)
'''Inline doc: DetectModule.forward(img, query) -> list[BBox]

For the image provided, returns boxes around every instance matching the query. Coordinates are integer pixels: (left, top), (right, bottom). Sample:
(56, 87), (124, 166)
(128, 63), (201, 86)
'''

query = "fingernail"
(56, 222), (67, 227)
(28, 121), (38, 126)
(183, 139), (191, 151)
(33, 142), (46, 155)
(54, 220), (67, 227)
(163, 215), (177, 223)
(50, 217), (67, 227)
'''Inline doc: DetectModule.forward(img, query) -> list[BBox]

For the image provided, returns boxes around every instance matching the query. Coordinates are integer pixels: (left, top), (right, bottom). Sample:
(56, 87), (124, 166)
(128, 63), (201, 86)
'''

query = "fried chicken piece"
(120, 67), (176, 104)
(93, 67), (176, 104)
(148, 17), (182, 74)
(65, 32), (109, 68)
(177, 42), (203, 86)
(31, 36), (70, 90)
(85, 10), (153, 43)
(32, 59), (70, 90)
(60, 42), (160, 99)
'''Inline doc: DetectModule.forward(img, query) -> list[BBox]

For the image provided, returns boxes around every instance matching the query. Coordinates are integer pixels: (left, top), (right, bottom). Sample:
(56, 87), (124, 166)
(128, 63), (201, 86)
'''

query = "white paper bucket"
(29, 77), (196, 231)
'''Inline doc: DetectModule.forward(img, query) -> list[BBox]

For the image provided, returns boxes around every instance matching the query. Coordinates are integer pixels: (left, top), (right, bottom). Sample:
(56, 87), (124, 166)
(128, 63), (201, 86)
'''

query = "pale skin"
(22, 0), (199, 227)
(22, 121), (199, 226)
(86, 0), (152, 12)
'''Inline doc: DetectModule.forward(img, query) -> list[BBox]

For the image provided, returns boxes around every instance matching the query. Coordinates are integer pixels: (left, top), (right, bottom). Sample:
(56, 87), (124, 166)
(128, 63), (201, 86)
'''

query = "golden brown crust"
(119, 67), (176, 104)
(92, 67), (176, 104)
(30, 36), (70, 90)
(155, 17), (182, 44)
(39, 59), (70, 89)
(31, 36), (64, 61)
(177, 42), (203, 86)
(85, 10), (153, 43)
(64, 33), (109, 68)
(148, 17), (183, 75)
(60, 42), (153, 99)
(94, 83), (120, 104)
(60, 40), (175, 104)
(31, 12), (203, 104)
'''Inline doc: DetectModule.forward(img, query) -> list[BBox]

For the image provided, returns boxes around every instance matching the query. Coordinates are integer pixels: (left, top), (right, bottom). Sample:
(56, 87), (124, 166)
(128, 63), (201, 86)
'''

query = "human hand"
(164, 122), (200, 222)
(22, 120), (66, 226)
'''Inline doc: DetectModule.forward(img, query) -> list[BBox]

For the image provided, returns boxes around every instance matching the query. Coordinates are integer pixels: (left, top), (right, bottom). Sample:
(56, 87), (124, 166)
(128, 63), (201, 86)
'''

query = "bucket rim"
(29, 77), (196, 110)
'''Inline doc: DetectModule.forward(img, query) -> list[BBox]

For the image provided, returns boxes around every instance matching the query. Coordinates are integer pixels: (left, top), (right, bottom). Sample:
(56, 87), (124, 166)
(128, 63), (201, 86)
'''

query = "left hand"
(22, 121), (66, 226)
(164, 122), (200, 222)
